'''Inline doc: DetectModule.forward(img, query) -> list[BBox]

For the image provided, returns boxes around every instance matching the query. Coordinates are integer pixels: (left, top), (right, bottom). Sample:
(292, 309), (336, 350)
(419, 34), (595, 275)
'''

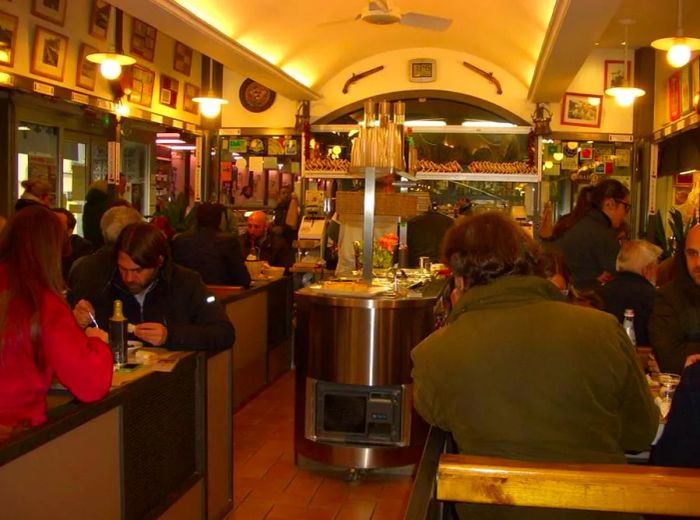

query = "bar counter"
(0, 348), (233, 520)
(209, 275), (293, 409)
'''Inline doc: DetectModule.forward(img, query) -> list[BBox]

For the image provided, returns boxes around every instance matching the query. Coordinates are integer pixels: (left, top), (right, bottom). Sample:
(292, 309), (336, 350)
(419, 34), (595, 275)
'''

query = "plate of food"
(309, 281), (388, 298)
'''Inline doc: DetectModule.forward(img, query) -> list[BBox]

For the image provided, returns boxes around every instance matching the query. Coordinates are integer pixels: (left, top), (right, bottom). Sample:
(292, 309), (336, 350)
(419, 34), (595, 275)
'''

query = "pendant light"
(651, 0), (700, 68)
(86, 7), (135, 80)
(605, 19), (645, 107)
(193, 56), (228, 118)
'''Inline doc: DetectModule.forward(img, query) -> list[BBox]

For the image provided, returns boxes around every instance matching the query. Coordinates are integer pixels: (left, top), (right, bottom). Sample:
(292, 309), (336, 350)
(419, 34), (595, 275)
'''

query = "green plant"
(155, 193), (197, 233)
(653, 208), (697, 260)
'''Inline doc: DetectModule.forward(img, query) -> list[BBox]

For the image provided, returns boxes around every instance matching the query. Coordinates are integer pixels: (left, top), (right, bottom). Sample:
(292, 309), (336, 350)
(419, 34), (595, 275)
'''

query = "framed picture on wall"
(159, 74), (179, 108)
(603, 60), (631, 90)
(560, 92), (602, 128)
(691, 57), (700, 109)
(31, 25), (69, 81)
(183, 82), (199, 114)
(173, 41), (192, 76)
(31, 0), (67, 26)
(128, 64), (154, 107)
(76, 42), (98, 90)
(0, 10), (19, 66)
(130, 17), (157, 62)
(89, 0), (110, 40)
(681, 65), (692, 114)
(668, 71), (681, 121)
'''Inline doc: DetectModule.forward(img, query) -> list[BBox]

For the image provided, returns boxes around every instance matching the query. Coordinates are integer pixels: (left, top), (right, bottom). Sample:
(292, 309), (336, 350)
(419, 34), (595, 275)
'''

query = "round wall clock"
(239, 78), (276, 113)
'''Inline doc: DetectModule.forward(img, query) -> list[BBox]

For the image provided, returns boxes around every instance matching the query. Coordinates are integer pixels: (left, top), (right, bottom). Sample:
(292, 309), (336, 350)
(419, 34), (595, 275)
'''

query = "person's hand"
(597, 271), (614, 285)
(73, 299), (96, 329)
(85, 326), (108, 343)
(684, 354), (700, 368)
(134, 322), (168, 346)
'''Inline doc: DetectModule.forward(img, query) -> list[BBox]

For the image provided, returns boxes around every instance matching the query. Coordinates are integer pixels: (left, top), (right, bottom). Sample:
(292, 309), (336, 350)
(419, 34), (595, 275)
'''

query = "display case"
(303, 124), (539, 181)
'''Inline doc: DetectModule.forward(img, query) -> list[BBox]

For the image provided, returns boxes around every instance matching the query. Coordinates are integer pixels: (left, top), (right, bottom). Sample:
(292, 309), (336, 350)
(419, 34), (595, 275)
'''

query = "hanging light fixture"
(193, 56), (228, 118)
(86, 7), (135, 80)
(651, 0), (700, 68)
(605, 19), (645, 107)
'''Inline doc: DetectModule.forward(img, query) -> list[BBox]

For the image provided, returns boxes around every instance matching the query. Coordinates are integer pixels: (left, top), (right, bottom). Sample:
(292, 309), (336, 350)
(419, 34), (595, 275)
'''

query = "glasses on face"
(615, 199), (631, 213)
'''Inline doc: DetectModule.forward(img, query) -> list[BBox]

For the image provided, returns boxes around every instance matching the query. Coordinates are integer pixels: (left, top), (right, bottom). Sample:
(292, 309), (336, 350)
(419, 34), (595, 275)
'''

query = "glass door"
(16, 122), (59, 207)
(121, 140), (150, 215)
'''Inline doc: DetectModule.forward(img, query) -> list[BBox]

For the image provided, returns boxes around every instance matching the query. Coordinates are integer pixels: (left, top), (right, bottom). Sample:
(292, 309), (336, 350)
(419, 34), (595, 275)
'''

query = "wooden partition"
(0, 349), (233, 520)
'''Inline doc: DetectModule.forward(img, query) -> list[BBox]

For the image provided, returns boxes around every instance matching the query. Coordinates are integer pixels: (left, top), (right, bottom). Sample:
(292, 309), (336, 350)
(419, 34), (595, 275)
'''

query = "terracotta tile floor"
(232, 371), (414, 520)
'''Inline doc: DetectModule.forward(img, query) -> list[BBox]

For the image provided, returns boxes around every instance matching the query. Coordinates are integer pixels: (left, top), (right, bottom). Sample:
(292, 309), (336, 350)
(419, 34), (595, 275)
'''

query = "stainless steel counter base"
(294, 288), (438, 469)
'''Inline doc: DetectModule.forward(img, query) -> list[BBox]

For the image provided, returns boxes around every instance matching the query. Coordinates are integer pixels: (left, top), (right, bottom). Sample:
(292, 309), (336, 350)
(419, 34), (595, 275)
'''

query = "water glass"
(657, 373), (681, 401)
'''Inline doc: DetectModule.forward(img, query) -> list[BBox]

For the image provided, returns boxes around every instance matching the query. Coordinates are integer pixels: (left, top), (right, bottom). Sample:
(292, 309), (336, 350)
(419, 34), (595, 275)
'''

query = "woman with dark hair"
(554, 178), (630, 290)
(412, 211), (657, 520)
(0, 206), (112, 432)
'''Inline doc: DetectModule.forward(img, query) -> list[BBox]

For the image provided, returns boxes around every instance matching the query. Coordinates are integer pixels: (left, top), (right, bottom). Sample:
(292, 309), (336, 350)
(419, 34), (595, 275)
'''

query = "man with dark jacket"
(649, 224), (700, 374)
(172, 203), (250, 287)
(73, 222), (234, 351)
(240, 211), (291, 269)
(599, 239), (661, 346)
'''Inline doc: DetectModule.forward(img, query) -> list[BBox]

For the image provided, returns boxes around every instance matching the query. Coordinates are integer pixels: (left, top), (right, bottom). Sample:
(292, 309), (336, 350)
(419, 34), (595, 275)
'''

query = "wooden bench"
(438, 454), (700, 517)
(405, 427), (700, 519)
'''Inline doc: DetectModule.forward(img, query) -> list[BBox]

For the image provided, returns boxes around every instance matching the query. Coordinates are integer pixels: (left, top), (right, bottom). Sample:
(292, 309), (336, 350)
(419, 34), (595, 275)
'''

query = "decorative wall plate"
(239, 78), (276, 113)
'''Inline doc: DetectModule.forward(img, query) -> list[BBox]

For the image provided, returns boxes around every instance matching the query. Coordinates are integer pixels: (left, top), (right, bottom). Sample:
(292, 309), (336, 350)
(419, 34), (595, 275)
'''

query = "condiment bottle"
(623, 308), (636, 346)
(109, 300), (128, 368)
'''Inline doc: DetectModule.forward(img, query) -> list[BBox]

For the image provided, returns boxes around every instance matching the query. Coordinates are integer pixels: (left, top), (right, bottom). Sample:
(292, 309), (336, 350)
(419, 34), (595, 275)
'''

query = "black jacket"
(599, 271), (656, 346)
(240, 231), (291, 269)
(651, 361), (700, 468)
(407, 211), (454, 267)
(649, 255), (700, 374)
(68, 254), (234, 351)
(172, 228), (251, 287)
(553, 208), (620, 290)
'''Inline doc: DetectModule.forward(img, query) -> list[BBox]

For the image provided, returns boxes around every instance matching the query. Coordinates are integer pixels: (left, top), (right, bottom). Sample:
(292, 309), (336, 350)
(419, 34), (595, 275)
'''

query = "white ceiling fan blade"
(400, 12), (452, 31)
(369, 0), (390, 12)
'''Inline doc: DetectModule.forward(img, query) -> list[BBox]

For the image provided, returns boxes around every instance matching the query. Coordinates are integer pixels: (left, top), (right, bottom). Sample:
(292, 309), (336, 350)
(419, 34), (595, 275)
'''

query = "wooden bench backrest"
(438, 454), (700, 517)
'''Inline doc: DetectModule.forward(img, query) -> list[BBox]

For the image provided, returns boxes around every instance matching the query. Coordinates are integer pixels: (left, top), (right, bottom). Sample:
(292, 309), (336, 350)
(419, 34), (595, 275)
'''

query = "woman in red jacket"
(0, 205), (113, 434)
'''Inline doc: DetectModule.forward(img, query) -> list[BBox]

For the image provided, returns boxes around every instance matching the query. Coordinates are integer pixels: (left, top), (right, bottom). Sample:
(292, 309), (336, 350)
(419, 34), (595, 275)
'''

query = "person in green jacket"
(411, 211), (658, 520)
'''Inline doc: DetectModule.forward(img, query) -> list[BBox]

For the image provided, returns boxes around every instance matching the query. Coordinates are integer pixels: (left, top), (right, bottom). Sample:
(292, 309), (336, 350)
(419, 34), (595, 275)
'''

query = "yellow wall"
(1, 0), (202, 125)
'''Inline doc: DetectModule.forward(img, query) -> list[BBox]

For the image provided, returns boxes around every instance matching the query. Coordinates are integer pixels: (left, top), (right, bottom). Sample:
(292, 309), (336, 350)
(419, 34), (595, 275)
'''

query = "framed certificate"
(409, 59), (436, 83)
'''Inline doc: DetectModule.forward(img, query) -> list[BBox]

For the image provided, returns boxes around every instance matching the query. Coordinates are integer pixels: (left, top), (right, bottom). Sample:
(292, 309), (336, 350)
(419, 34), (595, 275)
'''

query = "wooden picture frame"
(159, 73), (178, 108)
(173, 41), (192, 76)
(691, 56), (700, 109)
(0, 9), (18, 67)
(668, 71), (681, 121)
(681, 64), (692, 114)
(183, 82), (199, 114)
(128, 64), (154, 107)
(31, 25), (68, 81)
(89, 0), (110, 40)
(604, 60), (631, 90)
(76, 42), (98, 90)
(561, 92), (602, 128)
(31, 0), (67, 26)
(130, 17), (156, 62)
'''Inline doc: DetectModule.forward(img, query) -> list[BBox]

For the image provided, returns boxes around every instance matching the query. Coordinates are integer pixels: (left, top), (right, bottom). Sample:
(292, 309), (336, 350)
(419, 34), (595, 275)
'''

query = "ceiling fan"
(322, 1), (452, 32)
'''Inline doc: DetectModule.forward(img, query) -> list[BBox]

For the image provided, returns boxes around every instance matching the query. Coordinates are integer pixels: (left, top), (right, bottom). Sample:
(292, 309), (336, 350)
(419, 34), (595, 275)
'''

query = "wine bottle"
(109, 300), (128, 368)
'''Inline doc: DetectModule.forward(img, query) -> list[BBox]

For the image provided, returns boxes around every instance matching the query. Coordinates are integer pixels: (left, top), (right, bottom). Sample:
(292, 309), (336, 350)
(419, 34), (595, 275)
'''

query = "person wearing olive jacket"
(411, 212), (658, 520)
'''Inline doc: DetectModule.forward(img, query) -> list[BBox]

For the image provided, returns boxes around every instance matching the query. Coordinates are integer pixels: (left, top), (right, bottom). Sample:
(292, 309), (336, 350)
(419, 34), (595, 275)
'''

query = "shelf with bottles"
(303, 124), (540, 182)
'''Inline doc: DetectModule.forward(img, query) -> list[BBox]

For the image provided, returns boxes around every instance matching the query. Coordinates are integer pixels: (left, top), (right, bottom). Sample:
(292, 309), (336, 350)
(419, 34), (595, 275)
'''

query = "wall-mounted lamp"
(86, 7), (135, 80)
(605, 19), (645, 106)
(651, 0), (700, 68)
(194, 57), (228, 118)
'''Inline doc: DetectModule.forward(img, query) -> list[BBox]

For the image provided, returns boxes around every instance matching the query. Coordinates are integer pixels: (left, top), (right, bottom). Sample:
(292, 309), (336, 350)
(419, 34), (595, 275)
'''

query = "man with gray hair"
(68, 206), (142, 307)
(599, 239), (661, 346)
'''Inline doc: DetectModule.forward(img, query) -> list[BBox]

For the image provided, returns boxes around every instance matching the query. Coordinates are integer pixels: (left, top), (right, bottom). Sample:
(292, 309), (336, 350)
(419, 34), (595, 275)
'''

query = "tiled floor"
(232, 371), (414, 520)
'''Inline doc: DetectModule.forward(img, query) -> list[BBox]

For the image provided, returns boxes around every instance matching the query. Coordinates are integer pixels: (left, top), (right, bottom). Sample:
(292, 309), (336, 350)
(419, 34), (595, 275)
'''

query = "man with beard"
(649, 224), (700, 374)
(73, 222), (234, 351)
